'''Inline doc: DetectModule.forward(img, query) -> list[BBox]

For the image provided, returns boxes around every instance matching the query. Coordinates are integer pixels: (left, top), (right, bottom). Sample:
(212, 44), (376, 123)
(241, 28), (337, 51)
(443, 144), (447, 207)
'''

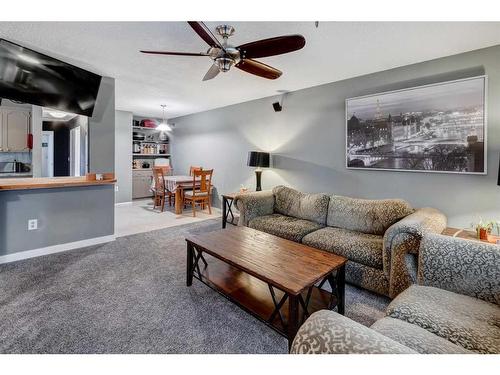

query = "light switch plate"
(28, 219), (38, 230)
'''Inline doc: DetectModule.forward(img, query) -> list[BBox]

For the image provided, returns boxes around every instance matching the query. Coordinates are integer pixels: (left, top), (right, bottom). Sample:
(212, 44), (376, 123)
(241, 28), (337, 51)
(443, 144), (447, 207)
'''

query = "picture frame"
(345, 75), (487, 174)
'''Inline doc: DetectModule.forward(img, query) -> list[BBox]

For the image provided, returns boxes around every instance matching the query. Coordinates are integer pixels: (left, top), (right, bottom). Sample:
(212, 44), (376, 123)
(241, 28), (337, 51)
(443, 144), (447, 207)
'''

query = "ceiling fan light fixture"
(216, 57), (235, 72)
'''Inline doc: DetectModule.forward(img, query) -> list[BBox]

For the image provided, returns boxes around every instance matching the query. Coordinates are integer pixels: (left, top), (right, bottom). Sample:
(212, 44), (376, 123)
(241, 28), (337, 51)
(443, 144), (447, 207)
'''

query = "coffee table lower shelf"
(187, 251), (344, 347)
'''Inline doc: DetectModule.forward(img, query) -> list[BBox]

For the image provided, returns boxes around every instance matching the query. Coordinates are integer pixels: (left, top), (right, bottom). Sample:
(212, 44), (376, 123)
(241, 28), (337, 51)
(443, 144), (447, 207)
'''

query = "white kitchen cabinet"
(0, 107), (31, 152)
(132, 169), (154, 199)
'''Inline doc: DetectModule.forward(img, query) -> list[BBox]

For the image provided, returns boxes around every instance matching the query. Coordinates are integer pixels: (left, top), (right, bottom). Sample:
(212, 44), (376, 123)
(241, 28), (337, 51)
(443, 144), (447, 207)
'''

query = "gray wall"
(172, 45), (500, 228)
(115, 110), (133, 203)
(90, 76), (115, 173)
(0, 185), (114, 255)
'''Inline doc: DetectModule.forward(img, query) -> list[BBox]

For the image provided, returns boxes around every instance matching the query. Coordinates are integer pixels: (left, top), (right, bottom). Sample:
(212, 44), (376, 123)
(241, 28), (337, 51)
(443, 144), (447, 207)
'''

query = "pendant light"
(157, 104), (172, 132)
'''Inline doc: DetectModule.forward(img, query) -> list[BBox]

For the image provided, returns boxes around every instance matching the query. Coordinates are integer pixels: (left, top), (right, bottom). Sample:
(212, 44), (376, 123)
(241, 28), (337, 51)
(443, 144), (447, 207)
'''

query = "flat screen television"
(0, 39), (102, 117)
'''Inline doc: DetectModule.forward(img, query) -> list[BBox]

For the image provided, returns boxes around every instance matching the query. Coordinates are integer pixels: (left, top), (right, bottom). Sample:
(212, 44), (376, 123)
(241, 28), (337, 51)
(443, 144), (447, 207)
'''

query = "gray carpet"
(0, 219), (390, 353)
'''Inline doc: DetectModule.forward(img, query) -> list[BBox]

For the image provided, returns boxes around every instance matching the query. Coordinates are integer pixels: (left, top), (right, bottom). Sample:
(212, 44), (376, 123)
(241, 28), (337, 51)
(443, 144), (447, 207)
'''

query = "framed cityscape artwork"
(345, 76), (487, 174)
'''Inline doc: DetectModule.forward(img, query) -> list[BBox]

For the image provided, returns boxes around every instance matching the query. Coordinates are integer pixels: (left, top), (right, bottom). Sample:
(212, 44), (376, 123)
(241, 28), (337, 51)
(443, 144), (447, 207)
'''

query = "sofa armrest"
(233, 190), (275, 226)
(418, 233), (500, 305)
(383, 208), (447, 297)
(290, 310), (415, 354)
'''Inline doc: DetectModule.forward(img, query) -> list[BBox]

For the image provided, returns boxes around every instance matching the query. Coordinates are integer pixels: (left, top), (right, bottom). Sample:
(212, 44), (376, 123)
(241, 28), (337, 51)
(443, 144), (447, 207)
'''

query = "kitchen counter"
(0, 173), (116, 191)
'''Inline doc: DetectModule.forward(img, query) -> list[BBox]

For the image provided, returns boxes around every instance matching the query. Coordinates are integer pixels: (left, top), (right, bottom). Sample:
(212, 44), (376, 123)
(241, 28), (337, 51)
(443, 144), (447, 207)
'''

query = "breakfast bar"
(0, 173), (116, 191)
(0, 173), (116, 260)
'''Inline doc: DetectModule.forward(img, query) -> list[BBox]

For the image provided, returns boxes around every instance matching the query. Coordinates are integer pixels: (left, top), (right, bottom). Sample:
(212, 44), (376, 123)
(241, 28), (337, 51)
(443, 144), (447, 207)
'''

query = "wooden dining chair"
(159, 165), (172, 177)
(189, 166), (202, 176)
(152, 166), (174, 211)
(184, 166), (202, 207)
(183, 169), (213, 217)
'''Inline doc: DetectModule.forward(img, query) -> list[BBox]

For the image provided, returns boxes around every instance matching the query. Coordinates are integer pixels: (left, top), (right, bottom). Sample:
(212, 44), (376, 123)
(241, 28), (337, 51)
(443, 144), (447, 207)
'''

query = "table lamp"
(247, 151), (270, 191)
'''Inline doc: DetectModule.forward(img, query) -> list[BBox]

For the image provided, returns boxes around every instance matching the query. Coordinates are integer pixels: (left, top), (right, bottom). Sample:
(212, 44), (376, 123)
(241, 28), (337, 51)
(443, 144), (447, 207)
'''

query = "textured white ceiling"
(0, 22), (499, 119)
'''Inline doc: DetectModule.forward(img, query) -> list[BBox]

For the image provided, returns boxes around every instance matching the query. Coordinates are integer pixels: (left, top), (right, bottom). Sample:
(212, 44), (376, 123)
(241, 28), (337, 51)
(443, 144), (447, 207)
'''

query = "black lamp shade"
(247, 151), (270, 168)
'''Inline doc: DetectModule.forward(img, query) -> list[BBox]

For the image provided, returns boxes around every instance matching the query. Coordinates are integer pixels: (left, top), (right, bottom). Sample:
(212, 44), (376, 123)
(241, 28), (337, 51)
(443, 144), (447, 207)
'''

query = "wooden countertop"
(0, 173), (116, 191)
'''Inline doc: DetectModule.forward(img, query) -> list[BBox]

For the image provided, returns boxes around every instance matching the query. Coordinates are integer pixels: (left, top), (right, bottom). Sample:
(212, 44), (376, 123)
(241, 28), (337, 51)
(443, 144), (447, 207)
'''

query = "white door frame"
(69, 126), (81, 176)
(41, 130), (54, 177)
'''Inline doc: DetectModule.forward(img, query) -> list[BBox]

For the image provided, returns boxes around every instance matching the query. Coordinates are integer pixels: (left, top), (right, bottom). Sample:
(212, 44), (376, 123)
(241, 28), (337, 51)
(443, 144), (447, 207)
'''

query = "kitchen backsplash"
(0, 152), (32, 164)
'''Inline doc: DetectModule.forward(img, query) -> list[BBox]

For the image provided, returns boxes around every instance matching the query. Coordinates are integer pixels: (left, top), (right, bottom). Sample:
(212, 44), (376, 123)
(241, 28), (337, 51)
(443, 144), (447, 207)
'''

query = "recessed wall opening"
(41, 110), (88, 177)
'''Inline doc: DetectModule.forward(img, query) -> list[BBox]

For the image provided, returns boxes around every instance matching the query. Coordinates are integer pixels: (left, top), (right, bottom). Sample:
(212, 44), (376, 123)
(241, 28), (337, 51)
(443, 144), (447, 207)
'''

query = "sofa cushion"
(248, 214), (324, 243)
(327, 195), (414, 235)
(386, 285), (500, 354)
(302, 227), (383, 269)
(371, 317), (471, 354)
(272, 185), (330, 225)
(291, 311), (416, 354)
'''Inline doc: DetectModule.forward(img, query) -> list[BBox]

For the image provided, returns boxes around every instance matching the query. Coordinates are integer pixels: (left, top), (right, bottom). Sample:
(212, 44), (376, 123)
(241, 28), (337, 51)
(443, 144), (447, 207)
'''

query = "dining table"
(163, 175), (201, 214)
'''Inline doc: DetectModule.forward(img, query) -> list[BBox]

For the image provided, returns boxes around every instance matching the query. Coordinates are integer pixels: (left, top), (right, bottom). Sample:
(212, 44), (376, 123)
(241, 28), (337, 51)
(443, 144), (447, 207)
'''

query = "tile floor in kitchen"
(114, 198), (222, 237)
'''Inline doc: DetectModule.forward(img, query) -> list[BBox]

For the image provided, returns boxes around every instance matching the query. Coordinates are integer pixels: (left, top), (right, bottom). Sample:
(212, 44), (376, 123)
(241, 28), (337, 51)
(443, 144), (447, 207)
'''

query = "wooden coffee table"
(185, 226), (347, 349)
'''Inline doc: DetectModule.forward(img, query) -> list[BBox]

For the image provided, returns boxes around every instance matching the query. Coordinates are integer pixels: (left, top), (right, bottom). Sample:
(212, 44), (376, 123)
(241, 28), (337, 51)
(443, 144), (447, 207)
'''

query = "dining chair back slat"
(184, 169), (214, 217)
(189, 166), (202, 176)
(152, 166), (174, 211)
(192, 169), (213, 195)
(152, 166), (165, 191)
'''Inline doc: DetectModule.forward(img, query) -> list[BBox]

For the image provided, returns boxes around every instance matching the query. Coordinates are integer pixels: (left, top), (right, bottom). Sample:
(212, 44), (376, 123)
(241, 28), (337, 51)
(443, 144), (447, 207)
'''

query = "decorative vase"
(478, 228), (489, 241)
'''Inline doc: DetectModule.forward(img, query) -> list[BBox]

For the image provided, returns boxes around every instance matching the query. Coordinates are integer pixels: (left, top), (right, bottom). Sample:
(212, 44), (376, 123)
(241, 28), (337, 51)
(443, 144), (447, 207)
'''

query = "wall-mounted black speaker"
(272, 102), (282, 112)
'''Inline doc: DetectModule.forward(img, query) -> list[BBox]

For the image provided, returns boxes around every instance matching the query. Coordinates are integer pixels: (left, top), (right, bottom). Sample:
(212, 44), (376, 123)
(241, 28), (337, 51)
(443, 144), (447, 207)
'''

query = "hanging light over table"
(157, 104), (172, 132)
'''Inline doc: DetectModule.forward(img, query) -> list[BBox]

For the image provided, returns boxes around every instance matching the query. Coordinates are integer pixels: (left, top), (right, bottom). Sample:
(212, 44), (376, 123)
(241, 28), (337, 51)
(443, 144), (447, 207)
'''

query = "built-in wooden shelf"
(133, 126), (160, 131)
(135, 140), (169, 144)
(132, 153), (170, 157)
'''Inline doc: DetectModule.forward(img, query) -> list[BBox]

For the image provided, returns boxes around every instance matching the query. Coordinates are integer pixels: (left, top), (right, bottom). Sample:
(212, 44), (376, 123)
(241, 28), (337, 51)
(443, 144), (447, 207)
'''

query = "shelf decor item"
(247, 151), (270, 191)
(346, 76), (487, 174)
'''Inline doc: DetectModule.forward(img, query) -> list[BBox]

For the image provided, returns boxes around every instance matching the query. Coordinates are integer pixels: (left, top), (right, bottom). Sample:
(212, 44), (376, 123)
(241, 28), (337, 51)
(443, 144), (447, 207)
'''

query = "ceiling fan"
(140, 22), (306, 81)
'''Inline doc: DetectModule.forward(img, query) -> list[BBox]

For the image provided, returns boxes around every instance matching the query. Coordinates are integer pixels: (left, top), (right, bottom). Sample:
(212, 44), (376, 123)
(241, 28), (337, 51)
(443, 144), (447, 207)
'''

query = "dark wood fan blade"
(236, 59), (282, 80)
(188, 21), (222, 48)
(202, 64), (220, 81)
(238, 35), (305, 58)
(140, 50), (209, 56)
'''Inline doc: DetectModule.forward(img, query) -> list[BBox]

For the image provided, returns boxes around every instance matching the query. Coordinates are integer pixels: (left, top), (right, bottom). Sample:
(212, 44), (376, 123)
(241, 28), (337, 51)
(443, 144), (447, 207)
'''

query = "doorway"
(42, 115), (88, 177)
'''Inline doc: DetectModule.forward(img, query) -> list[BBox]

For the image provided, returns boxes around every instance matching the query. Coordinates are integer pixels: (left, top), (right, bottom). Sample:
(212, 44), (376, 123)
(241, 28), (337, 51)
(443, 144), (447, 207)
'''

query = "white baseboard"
(0, 235), (116, 265)
(115, 201), (133, 206)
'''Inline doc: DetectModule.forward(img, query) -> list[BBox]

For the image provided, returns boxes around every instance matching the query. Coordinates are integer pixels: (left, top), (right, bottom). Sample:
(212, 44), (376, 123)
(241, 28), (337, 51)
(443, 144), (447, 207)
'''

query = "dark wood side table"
(442, 227), (498, 244)
(222, 191), (254, 228)
(221, 193), (238, 229)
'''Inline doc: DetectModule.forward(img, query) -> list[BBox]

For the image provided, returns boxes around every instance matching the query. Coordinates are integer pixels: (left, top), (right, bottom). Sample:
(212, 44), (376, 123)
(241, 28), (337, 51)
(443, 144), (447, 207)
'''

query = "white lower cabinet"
(132, 169), (153, 199)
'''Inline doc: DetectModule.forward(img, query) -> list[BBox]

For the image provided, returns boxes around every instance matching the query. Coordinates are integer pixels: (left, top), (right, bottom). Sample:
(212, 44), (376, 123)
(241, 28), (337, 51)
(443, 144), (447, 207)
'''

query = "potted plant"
(471, 218), (500, 242)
